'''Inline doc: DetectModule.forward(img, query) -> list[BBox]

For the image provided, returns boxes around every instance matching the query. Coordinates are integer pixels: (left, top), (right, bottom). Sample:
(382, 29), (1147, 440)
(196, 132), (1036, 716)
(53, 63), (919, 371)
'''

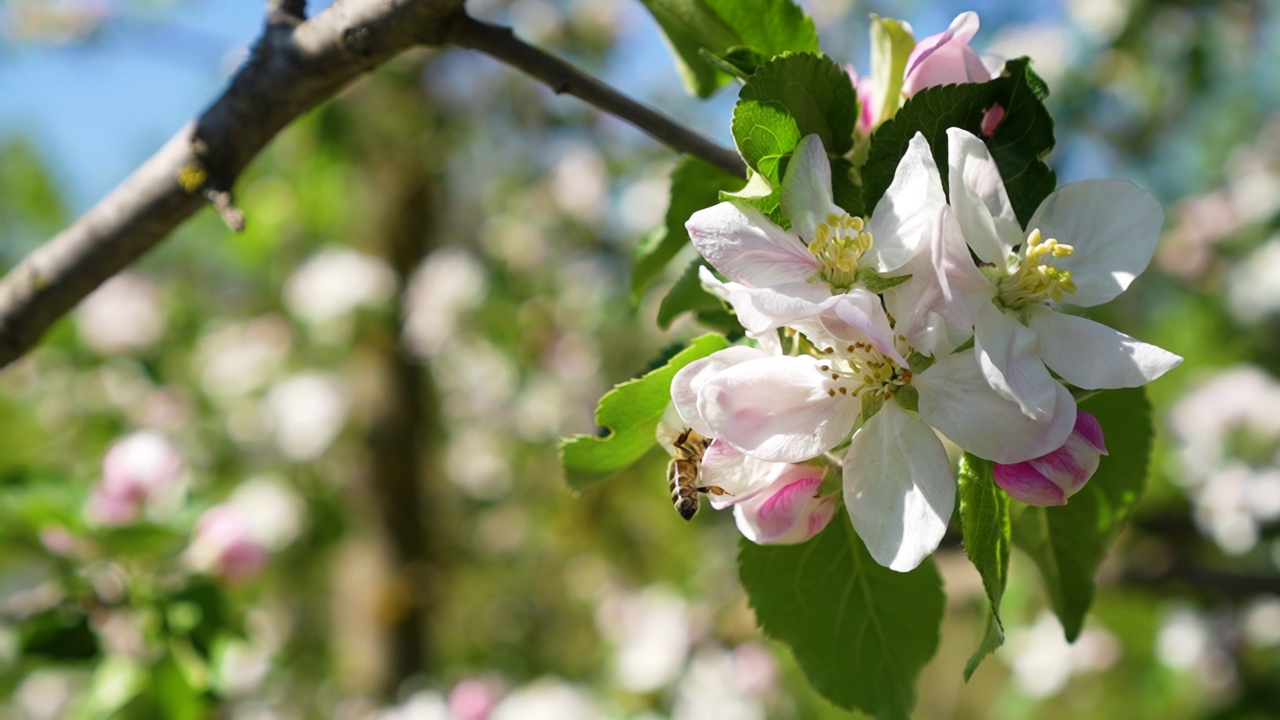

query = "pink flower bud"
(733, 464), (839, 545)
(980, 103), (1006, 136)
(187, 505), (270, 583)
(994, 411), (1108, 506)
(902, 12), (991, 97)
(101, 430), (183, 504)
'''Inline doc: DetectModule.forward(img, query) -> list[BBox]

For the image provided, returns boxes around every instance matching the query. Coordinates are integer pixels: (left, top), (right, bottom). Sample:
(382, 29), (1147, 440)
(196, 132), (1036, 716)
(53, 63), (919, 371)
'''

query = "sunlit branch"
(0, 0), (467, 369)
(446, 14), (747, 178)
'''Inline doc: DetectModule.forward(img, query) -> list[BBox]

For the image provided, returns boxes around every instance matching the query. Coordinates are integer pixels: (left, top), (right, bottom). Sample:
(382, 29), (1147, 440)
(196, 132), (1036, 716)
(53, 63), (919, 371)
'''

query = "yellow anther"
(807, 212), (873, 290)
(997, 228), (1077, 308)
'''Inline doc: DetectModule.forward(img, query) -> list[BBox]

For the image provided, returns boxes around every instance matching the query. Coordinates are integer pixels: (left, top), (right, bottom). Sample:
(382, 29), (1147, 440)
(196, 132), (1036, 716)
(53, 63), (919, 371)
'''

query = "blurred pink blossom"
(187, 505), (270, 583)
(448, 678), (503, 720)
(86, 430), (184, 526)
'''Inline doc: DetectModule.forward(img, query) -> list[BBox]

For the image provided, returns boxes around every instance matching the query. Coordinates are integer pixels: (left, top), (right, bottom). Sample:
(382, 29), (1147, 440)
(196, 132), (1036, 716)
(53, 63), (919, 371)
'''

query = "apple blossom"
(732, 463), (839, 545)
(686, 131), (946, 335)
(672, 295), (1075, 571)
(86, 430), (185, 526)
(945, 127), (1182, 421)
(901, 12), (991, 97)
(994, 411), (1108, 506)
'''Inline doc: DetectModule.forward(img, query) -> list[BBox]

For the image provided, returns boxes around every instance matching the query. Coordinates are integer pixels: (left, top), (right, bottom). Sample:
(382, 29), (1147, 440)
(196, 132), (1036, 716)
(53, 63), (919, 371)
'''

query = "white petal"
(780, 134), (840, 243)
(865, 132), (947, 273)
(884, 204), (994, 352)
(1028, 179), (1164, 307)
(946, 127), (1023, 264)
(792, 290), (907, 368)
(1027, 307), (1184, 389)
(700, 441), (790, 509)
(974, 303), (1058, 420)
(671, 345), (768, 436)
(915, 349), (1077, 463)
(700, 268), (833, 335)
(686, 202), (820, 288)
(843, 402), (953, 572)
(697, 356), (859, 462)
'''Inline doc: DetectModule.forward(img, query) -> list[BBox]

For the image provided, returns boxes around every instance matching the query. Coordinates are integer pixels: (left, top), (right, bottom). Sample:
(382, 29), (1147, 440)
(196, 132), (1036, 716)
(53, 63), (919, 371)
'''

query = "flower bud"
(994, 411), (1108, 506)
(902, 12), (991, 97)
(187, 505), (270, 583)
(733, 464), (839, 545)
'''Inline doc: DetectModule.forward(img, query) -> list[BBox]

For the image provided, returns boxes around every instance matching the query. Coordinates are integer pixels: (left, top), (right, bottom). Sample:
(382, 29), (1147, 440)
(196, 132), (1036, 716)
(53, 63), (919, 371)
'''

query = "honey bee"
(666, 427), (729, 521)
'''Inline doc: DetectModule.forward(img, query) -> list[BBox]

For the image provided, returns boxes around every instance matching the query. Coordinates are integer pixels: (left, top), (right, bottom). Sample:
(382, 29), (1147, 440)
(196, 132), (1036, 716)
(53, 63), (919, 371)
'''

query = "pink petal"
(686, 202), (820, 288)
(993, 461), (1067, 506)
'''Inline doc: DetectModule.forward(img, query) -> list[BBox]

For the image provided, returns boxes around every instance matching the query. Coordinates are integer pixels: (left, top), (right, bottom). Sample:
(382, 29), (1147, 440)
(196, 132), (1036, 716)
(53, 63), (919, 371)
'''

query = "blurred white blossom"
(196, 316), (293, 401)
(1001, 612), (1119, 697)
(488, 679), (602, 720)
(1227, 237), (1280, 323)
(403, 248), (488, 358)
(283, 246), (396, 326)
(76, 271), (166, 355)
(595, 586), (691, 693)
(264, 373), (349, 461)
(672, 647), (769, 720)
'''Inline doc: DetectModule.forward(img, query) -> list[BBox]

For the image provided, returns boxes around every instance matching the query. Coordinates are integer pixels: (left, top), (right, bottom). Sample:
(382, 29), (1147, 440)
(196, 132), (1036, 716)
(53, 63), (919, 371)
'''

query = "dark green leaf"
(733, 53), (859, 185)
(631, 158), (746, 302)
(863, 57), (1056, 227)
(656, 259), (742, 333)
(957, 453), (1010, 679)
(1012, 386), (1152, 641)
(637, 0), (819, 97)
(739, 512), (944, 718)
(560, 334), (731, 491)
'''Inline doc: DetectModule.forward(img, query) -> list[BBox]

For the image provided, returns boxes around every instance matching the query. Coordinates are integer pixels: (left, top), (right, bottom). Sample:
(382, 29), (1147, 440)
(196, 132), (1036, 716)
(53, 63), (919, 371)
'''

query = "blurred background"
(1, 0), (1278, 717)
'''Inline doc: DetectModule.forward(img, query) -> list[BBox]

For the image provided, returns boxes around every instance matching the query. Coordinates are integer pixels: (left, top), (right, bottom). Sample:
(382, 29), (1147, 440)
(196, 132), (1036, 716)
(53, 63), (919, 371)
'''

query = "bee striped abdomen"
(668, 457), (702, 521)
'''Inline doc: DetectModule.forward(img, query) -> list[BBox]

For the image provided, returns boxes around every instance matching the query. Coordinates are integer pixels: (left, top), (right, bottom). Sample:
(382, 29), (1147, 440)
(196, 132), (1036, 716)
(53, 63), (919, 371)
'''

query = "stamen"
(807, 213), (873, 290)
(997, 228), (1077, 308)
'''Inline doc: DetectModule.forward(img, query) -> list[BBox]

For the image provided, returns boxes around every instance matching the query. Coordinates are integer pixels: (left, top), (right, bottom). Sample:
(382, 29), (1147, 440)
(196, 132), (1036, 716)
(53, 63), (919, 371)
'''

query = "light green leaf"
(560, 334), (731, 491)
(1012, 387), (1153, 641)
(733, 53), (859, 184)
(637, 0), (819, 97)
(739, 512), (944, 719)
(868, 16), (915, 127)
(957, 453), (1010, 679)
(631, 158), (746, 303)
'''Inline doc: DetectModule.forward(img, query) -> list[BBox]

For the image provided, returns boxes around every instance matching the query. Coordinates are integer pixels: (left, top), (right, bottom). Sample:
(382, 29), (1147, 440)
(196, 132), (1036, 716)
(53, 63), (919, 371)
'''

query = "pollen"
(997, 228), (1077, 308)
(808, 213), (873, 290)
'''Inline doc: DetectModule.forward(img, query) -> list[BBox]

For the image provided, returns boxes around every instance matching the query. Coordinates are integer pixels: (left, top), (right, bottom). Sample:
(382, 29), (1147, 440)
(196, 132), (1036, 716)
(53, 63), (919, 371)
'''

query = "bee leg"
(699, 485), (732, 497)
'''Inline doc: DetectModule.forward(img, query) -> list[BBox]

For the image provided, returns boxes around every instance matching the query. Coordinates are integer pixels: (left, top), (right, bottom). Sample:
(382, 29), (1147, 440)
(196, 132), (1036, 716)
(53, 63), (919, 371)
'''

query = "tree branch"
(445, 14), (746, 178)
(0, 5), (746, 369)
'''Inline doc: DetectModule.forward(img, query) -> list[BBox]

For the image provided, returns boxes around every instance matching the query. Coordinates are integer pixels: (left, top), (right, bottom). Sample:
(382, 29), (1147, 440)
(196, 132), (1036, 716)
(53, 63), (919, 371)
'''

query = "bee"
(666, 427), (729, 521)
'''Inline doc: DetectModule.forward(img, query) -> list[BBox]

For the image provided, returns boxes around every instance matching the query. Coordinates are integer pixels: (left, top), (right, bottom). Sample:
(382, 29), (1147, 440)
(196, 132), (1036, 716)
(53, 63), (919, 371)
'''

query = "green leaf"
(863, 57), (1056, 227)
(560, 334), (731, 491)
(722, 170), (785, 227)
(656, 258), (742, 333)
(856, 268), (910, 293)
(631, 158), (746, 302)
(1012, 386), (1153, 641)
(957, 453), (1010, 679)
(867, 15), (915, 127)
(637, 0), (819, 97)
(733, 53), (859, 185)
(739, 512), (944, 718)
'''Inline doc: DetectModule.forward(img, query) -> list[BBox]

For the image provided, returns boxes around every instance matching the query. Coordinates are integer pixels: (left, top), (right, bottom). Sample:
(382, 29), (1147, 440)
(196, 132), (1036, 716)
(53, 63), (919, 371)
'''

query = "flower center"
(995, 228), (1077, 308)
(808, 213), (873, 291)
(815, 336), (913, 401)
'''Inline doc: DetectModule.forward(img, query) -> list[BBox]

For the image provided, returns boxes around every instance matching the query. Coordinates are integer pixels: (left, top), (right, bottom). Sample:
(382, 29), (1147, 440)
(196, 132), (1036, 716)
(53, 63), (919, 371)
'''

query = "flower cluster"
(670, 124), (1180, 571)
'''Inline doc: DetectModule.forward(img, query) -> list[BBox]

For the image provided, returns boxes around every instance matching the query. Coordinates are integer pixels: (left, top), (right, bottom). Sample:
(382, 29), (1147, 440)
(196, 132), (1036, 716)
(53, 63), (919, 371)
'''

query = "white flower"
(673, 297), (1074, 571)
(686, 132), (946, 335)
(946, 127), (1182, 421)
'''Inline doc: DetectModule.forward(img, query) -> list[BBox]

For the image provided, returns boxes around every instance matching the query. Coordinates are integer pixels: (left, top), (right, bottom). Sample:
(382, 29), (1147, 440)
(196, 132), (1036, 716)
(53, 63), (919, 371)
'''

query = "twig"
(0, 0), (468, 369)
(445, 14), (746, 178)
